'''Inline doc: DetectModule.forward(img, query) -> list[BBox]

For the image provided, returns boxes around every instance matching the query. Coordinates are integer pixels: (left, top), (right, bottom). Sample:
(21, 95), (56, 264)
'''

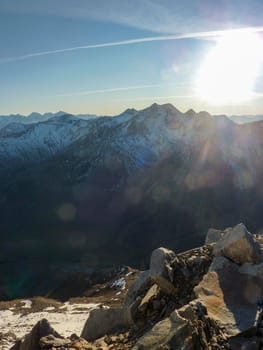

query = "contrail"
(56, 83), (190, 97)
(111, 94), (197, 102)
(1, 26), (263, 63)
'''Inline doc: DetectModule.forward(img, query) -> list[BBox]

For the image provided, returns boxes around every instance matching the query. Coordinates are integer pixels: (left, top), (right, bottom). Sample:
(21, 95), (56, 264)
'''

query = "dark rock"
(132, 301), (228, 350)
(11, 319), (62, 350)
(124, 270), (152, 309)
(205, 228), (227, 245)
(229, 336), (258, 350)
(149, 247), (175, 282)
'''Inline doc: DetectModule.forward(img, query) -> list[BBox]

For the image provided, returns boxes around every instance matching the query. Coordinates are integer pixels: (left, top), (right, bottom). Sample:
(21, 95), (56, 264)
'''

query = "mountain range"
(0, 103), (263, 299)
(0, 111), (97, 129)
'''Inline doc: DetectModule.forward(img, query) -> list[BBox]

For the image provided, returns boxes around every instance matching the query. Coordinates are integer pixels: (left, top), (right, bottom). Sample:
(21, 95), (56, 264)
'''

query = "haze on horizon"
(1, 0), (263, 116)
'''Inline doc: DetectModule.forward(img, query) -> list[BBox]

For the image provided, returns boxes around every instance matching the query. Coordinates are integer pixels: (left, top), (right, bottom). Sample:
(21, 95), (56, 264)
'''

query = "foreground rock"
(81, 307), (131, 341)
(8, 223), (263, 350)
(132, 302), (228, 350)
(195, 256), (263, 336)
(213, 223), (262, 264)
(132, 309), (196, 350)
(205, 227), (228, 245)
(125, 248), (178, 315)
(10, 319), (63, 350)
(150, 247), (175, 282)
(124, 248), (179, 326)
(124, 245), (213, 326)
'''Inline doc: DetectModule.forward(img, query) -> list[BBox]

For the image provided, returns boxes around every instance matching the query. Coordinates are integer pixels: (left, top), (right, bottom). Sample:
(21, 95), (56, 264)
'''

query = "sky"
(1, 0), (263, 116)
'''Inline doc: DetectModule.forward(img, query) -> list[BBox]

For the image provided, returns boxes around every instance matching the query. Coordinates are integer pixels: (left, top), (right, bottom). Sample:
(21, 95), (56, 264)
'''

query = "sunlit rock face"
(195, 256), (263, 336)
(131, 309), (197, 350)
(1, 104), (263, 299)
(213, 223), (262, 264)
(195, 227), (263, 337)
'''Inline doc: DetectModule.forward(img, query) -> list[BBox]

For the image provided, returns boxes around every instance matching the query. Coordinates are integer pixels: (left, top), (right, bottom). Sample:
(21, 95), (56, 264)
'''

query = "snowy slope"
(0, 114), (95, 172)
(1, 103), (263, 188)
(0, 300), (99, 349)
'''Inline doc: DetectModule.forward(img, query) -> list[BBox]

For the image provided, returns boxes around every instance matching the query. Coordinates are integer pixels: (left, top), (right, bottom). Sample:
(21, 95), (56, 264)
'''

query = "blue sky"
(1, 0), (263, 115)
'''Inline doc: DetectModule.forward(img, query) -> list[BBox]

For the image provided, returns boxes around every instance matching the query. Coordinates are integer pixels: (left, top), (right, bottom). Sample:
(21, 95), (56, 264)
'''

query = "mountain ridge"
(0, 111), (97, 130)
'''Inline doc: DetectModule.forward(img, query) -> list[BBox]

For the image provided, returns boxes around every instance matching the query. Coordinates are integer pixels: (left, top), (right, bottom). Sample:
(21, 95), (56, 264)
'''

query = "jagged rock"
(205, 228), (226, 244)
(149, 247), (176, 282)
(125, 277), (177, 325)
(177, 303), (197, 322)
(151, 275), (178, 295)
(195, 256), (263, 336)
(124, 249), (178, 325)
(213, 223), (262, 264)
(39, 334), (71, 348)
(81, 307), (131, 341)
(124, 245), (213, 327)
(125, 247), (177, 310)
(131, 301), (228, 350)
(131, 309), (197, 350)
(138, 284), (160, 312)
(124, 270), (154, 323)
(124, 270), (151, 308)
(11, 319), (62, 350)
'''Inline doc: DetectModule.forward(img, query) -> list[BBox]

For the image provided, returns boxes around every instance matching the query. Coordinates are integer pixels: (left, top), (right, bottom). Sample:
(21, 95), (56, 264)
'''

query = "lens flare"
(196, 31), (263, 104)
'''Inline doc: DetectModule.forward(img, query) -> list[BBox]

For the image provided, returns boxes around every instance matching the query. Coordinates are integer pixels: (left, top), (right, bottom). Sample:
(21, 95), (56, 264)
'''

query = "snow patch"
(21, 300), (32, 309)
(0, 301), (99, 350)
(44, 306), (55, 311)
(110, 277), (126, 290)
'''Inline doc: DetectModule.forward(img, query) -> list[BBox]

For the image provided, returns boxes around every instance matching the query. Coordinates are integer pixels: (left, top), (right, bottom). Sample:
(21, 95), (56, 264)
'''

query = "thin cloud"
(1, 26), (263, 63)
(2, 1), (263, 37)
(111, 95), (197, 102)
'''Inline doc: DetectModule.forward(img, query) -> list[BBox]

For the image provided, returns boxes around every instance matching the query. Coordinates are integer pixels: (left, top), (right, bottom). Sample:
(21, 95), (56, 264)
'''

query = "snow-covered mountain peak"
(27, 111), (67, 119)
(121, 108), (138, 115)
(142, 103), (181, 116)
(113, 108), (138, 124)
(1, 103), (263, 178)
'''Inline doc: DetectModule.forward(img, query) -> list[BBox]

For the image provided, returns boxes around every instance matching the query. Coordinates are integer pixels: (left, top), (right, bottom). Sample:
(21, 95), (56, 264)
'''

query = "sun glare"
(196, 31), (263, 104)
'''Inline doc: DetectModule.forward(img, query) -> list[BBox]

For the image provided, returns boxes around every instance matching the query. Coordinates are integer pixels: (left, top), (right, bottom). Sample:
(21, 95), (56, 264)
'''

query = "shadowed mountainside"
(0, 103), (263, 299)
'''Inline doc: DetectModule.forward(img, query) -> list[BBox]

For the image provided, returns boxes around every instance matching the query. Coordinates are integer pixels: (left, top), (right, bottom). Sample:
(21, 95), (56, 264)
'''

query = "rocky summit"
(1, 222), (262, 350)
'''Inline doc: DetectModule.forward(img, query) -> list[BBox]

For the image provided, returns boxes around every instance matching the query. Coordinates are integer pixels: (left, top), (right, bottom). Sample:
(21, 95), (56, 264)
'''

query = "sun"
(196, 31), (263, 104)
